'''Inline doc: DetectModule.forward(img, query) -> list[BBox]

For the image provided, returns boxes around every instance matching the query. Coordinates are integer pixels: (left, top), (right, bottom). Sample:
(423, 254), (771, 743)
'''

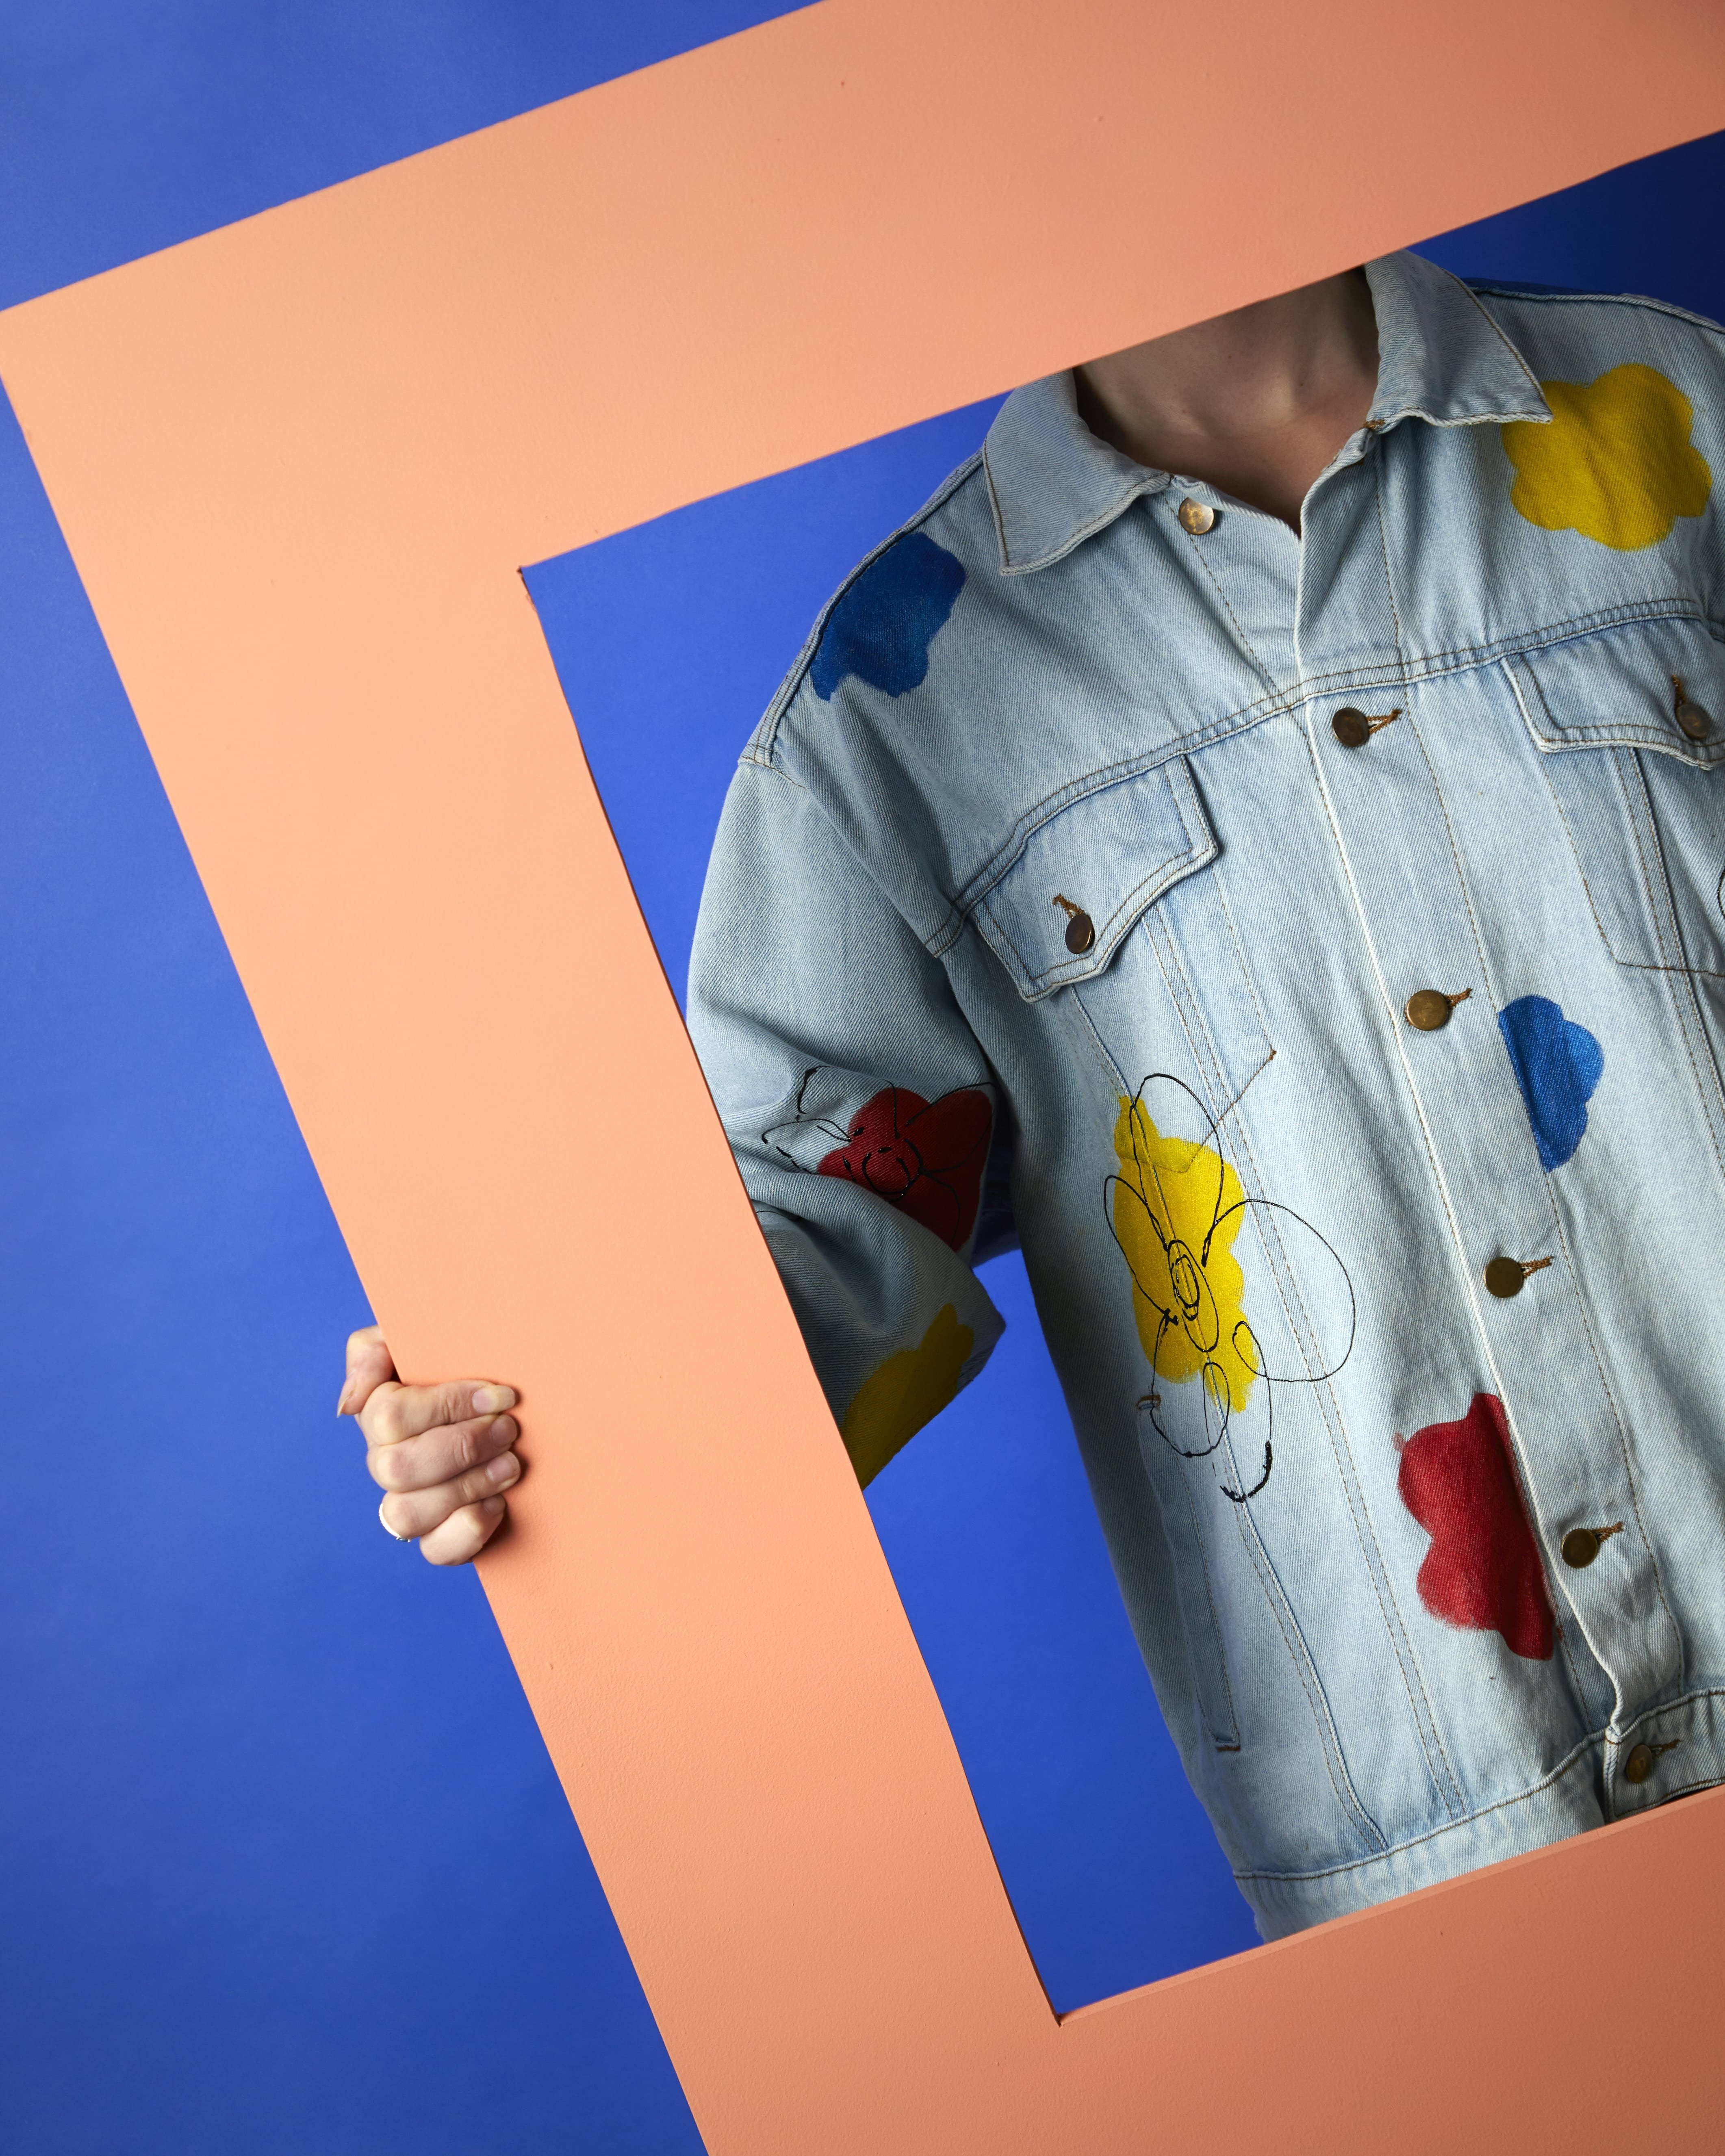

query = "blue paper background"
(1, 8), (1721, 2145)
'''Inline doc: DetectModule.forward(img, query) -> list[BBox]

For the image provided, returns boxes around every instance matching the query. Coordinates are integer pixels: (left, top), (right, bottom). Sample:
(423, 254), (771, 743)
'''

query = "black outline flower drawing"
(1105, 1073), (1355, 1502)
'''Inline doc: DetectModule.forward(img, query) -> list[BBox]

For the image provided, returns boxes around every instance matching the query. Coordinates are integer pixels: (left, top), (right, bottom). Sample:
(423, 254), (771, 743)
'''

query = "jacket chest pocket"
(967, 753), (1274, 1117)
(1505, 616), (1725, 979)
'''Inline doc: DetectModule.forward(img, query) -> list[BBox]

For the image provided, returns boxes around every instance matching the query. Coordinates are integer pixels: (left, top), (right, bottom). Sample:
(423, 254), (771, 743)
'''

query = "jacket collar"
(983, 250), (1551, 574)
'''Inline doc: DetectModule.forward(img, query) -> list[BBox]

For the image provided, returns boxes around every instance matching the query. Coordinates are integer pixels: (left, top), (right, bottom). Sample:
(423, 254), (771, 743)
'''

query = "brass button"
(1677, 696), (1712, 741)
(1561, 1527), (1601, 1568)
(1332, 706), (1372, 748)
(1063, 910), (1096, 954)
(1624, 1743), (1656, 1785)
(1484, 1257), (1528, 1299)
(1178, 497), (1215, 535)
(1405, 989), (1454, 1032)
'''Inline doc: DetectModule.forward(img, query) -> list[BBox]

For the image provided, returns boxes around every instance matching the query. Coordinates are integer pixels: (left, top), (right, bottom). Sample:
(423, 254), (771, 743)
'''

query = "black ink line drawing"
(761, 1065), (999, 1253)
(760, 1065), (997, 1167)
(1104, 1071), (1356, 1503)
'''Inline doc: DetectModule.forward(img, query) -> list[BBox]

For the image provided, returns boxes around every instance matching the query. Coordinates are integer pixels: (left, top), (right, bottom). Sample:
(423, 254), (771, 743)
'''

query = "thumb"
(338, 1325), (398, 1416)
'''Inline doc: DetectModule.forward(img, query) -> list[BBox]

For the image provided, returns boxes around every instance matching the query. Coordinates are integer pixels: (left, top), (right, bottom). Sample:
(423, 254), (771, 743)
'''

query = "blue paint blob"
(810, 530), (966, 699)
(1497, 995), (1605, 1170)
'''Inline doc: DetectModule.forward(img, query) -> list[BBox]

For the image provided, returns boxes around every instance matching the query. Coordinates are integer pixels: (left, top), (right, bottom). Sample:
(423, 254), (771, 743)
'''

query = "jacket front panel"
(688, 253), (1725, 1935)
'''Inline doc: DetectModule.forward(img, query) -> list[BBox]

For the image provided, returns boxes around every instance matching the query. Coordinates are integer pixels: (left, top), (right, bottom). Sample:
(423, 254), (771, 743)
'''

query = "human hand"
(338, 1325), (521, 1564)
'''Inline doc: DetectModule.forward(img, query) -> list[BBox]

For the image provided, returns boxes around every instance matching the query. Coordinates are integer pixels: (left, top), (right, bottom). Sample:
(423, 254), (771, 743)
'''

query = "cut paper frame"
(4, 2), (1724, 2149)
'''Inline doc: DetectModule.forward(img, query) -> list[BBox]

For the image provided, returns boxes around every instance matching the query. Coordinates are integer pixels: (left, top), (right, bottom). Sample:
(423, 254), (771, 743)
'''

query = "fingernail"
(335, 1384), (355, 1416)
(485, 1453), (520, 1488)
(473, 1386), (516, 1414)
(490, 1414), (519, 1447)
(480, 1496), (506, 1519)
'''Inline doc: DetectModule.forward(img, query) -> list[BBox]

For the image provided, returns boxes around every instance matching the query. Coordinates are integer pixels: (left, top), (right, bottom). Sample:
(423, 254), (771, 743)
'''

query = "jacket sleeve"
(687, 754), (1007, 1485)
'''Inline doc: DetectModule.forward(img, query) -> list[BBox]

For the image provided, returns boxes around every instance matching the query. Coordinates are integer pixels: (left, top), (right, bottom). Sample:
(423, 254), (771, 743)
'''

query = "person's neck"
(1073, 269), (1380, 531)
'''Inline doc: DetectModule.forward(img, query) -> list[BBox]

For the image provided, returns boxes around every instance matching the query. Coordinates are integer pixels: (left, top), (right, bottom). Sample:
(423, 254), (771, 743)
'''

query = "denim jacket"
(687, 250), (1725, 1937)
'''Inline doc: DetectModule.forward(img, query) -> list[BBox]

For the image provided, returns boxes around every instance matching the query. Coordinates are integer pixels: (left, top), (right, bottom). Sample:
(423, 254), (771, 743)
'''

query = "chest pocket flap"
(970, 757), (1217, 1000)
(1507, 614), (1725, 768)
(1506, 614), (1725, 976)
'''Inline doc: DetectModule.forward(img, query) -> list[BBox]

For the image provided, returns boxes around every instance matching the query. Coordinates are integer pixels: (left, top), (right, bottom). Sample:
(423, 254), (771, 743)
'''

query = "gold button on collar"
(1178, 497), (1216, 534)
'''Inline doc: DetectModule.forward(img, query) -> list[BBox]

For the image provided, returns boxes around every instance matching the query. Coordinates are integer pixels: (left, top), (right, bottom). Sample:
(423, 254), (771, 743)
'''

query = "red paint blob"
(1397, 1392), (1555, 1661)
(818, 1086), (992, 1251)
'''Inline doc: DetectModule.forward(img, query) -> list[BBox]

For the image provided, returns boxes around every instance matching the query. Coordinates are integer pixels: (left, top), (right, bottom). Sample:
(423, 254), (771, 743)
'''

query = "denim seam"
(1371, 440), (1409, 673)
(1507, 659), (1636, 970)
(1206, 852), (1280, 1077)
(1653, 888), (1725, 1180)
(1239, 1110), (1458, 1822)
(1396, 697), (1629, 1722)
(1495, 1186), (1632, 1714)
(1518, 970), (1686, 1696)
(1601, 774), (1725, 1686)
(1177, 1470), (1243, 1751)
(1451, 278), (1549, 399)
(1492, 685), (1717, 1692)
(1064, 982), (1132, 1095)
(929, 602), (1723, 928)
(736, 750), (804, 787)
(1612, 753), (1725, 1247)
(1232, 1725), (1606, 1884)
(1295, 692), (1495, 1497)
(975, 761), (1217, 998)
(1218, 970), (1464, 1821)
(789, 598), (1721, 818)
(1178, 518), (1288, 703)
(1505, 664), (1725, 980)
(1606, 1685), (1725, 1746)
(953, 754), (1219, 918)
(1295, 686), (1511, 1814)
(1278, 598), (1723, 702)
(1079, 944), (1239, 1753)
(1143, 902), (1388, 1849)
(976, 825), (1215, 1001)
(1505, 642), (1725, 771)
(985, 443), (1170, 575)
(754, 450), (987, 759)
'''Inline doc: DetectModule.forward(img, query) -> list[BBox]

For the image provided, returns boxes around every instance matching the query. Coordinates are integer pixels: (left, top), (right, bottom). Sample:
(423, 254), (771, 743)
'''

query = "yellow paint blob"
(1112, 1096), (1256, 1413)
(841, 1303), (974, 1486)
(1502, 363), (1711, 551)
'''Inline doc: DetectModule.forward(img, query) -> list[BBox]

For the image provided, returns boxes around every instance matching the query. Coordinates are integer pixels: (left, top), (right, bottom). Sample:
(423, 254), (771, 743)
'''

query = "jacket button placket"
(1295, 464), (1679, 1773)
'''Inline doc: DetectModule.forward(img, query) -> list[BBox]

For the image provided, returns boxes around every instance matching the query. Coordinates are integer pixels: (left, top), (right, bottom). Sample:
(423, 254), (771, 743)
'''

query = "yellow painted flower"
(1110, 1093), (1257, 1415)
(841, 1303), (974, 1486)
(1502, 363), (1711, 551)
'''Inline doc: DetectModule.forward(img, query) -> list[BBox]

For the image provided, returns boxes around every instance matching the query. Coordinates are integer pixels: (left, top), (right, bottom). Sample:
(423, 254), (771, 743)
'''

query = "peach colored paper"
(4, 3), (1725, 2149)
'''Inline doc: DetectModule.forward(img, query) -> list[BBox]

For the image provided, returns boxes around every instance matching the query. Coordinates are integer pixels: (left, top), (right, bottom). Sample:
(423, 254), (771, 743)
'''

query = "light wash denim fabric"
(687, 251), (1725, 1939)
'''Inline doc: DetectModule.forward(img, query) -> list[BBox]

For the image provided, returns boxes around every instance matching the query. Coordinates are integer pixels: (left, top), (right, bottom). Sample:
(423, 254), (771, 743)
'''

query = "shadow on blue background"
(1, 4), (1721, 2141)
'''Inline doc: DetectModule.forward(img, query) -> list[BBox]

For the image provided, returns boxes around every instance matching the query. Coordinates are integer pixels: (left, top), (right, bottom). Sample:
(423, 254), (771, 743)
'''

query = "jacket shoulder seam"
(748, 449), (988, 766)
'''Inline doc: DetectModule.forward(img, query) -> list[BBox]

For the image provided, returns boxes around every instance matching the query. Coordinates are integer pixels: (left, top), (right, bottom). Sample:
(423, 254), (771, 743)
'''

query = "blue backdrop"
(2, 9), (1721, 2147)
